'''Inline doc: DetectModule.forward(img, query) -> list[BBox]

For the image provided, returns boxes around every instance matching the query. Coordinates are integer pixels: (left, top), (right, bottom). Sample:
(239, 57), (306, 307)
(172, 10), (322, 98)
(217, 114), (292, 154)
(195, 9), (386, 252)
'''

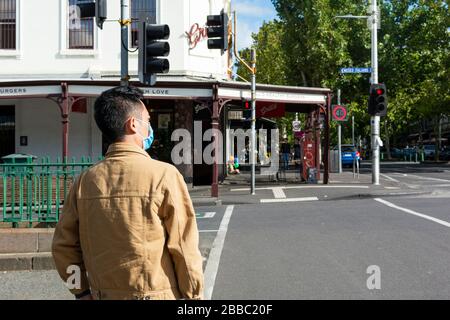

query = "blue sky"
(232, 0), (278, 49)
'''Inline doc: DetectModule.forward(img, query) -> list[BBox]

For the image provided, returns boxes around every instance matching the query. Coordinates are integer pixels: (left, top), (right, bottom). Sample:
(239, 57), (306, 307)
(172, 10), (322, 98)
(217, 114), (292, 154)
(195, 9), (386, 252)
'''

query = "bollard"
(357, 158), (360, 179)
(353, 157), (356, 179)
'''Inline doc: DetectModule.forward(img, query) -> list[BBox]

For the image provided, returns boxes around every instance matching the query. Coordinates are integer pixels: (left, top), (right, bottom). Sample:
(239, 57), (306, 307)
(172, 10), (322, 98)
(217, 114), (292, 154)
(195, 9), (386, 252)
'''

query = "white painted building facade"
(0, 0), (331, 189)
(0, 0), (230, 79)
(0, 0), (230, 162)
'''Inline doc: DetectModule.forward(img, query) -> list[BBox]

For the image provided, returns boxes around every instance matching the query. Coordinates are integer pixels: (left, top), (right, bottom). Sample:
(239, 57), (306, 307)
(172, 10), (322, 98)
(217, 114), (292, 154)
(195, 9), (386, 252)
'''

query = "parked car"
(390, 148), (404, 159)
(440, 147), (450, 161)
(333, 144), (361, 167)
(403, 146), (418, 158)
(380, 147), (403, 160)
(386, 148), (403, 159)
(423, 145), (436, 159)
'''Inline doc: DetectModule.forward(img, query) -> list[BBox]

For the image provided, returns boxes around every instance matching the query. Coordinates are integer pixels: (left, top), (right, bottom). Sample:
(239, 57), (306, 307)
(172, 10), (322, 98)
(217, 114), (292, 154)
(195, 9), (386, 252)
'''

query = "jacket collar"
(106, 142), (151, 159)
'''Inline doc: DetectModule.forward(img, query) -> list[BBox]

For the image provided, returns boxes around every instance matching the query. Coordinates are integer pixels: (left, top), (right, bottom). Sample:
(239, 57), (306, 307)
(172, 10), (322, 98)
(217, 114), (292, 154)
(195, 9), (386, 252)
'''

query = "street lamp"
(335, 0), (381, 185)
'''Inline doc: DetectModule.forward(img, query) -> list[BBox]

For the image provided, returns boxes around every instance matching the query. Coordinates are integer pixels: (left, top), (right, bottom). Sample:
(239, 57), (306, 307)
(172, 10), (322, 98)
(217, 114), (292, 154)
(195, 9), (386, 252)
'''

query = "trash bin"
(330, 150), (339, 173)
(2, 153), (37, 164)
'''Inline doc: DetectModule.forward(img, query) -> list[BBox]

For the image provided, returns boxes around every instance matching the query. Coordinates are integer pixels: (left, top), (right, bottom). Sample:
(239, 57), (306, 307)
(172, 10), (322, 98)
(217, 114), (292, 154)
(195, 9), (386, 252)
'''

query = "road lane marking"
(197, 212), (216, 219)
(260, 197), (319, 203)
(405, 174), (450, 183)
(199, 230), (219, 233)
(204, 205), (235, 300)
(391, 173), (450, 183)
(272, 187), (287, 199)
(374, 198), (450, 228)
(380, 174), (400, 183)
(283, 186), (370, 190)
(231, 185), (370, 192)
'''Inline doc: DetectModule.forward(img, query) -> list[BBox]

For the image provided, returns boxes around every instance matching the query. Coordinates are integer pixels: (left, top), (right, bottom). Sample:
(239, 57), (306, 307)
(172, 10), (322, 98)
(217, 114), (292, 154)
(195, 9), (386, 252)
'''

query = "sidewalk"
(189, 167), (432, 206)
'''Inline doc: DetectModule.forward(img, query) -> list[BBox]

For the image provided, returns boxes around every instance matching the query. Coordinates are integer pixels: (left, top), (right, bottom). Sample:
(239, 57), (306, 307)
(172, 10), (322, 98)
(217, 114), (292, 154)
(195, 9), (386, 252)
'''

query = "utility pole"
(370, 0), (380, 185)
(250, 49), (257, 195)
(335, 0), (381, 185)
(337, 89), (342, 174)
(233, 12), (257, 195)
(120, 0), (130, 86)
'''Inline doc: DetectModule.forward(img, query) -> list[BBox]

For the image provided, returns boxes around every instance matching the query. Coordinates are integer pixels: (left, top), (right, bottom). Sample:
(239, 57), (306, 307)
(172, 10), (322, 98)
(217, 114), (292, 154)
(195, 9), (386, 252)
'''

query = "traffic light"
(138, 21), (170, 86)
(243, 99), (250, 110)
(77, 0), (107, 29)
(206, 10), (229, 54)
(242, 99), (251, 120)
(368, 83), (388, 116)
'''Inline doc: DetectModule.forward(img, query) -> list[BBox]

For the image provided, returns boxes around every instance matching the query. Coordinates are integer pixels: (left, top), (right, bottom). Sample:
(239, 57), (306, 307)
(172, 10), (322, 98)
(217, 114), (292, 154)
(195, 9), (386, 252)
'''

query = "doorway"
(0, 105), (15, 161)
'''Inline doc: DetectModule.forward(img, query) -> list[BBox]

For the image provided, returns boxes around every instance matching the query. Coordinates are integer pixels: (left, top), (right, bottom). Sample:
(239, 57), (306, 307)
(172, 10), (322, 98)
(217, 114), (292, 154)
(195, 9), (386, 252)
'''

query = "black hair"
(94, 86), (145, 142)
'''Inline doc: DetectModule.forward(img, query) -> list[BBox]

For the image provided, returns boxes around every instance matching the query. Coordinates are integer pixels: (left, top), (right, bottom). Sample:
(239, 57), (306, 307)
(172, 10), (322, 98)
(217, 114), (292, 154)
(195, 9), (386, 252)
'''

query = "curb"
(0, 252), (55, 272)
(0, 229), (54, 254)
(191, 197), (222, 207)
(325, 190), (433, 201)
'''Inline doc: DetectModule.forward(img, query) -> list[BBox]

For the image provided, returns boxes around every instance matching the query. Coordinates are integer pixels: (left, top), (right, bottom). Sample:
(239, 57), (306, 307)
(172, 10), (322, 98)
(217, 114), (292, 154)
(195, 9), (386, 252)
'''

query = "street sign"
(332, 105), (348, 122)
(228, 110), (243, 120)
(292, 120), (301, 132)
(340, 67), (372, 74)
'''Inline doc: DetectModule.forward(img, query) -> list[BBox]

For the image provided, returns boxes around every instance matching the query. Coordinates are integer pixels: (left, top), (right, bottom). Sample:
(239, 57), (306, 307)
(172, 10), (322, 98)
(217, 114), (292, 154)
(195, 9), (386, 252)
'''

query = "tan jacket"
(52, 143), (204, 300)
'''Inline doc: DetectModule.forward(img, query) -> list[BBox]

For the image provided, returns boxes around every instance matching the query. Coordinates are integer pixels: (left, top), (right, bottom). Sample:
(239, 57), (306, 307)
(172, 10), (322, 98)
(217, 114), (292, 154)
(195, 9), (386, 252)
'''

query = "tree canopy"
(236, 0), (449, 148)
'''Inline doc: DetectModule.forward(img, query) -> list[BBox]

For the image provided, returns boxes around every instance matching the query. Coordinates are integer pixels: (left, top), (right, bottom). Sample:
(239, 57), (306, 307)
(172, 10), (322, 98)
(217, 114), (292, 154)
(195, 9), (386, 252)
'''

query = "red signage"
(72, 97), (87, 113)
(256, 101), (285, 118)
(332, 105), (348, 122)
(186, 23), (208, 49)
(294, 131), (305, 139)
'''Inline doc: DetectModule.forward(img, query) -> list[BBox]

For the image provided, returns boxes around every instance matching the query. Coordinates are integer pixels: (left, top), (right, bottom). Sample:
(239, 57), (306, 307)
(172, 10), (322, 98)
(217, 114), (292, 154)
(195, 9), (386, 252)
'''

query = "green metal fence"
(0, 157), (101, 228)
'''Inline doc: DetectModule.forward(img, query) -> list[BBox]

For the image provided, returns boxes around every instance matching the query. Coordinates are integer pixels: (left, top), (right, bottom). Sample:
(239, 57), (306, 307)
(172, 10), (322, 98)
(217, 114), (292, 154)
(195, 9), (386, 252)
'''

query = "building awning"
(0, 77), (330, 105)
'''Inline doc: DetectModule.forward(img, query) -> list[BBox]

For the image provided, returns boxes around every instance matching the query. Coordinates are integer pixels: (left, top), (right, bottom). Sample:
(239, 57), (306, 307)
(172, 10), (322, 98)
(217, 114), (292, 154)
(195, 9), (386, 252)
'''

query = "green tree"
(235, 20), (287, 85)
(236, 0), (449, 158)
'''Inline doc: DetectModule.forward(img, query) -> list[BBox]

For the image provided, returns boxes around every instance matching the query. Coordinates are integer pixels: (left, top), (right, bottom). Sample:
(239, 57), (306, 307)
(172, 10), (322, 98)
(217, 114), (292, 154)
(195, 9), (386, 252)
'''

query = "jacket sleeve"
(161, 169), (204, 300)
(52, 176), (90, 296)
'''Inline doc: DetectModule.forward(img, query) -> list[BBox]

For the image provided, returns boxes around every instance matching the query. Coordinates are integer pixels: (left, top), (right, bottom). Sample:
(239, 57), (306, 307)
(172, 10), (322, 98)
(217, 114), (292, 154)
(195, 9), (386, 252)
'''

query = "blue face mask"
(136, 119), (154, 150)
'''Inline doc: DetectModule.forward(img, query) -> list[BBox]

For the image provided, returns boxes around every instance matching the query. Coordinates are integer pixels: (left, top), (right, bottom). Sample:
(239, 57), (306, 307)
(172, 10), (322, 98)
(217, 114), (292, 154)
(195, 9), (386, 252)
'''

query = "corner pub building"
(0, 0), (331, 198)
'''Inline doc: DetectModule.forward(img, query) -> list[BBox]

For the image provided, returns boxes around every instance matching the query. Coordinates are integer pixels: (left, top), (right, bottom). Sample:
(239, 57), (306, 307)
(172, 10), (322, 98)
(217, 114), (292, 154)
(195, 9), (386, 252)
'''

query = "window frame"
(0, 0), (22, 58)
(129, 0), (159, 55)
(60, 0), (99, 57)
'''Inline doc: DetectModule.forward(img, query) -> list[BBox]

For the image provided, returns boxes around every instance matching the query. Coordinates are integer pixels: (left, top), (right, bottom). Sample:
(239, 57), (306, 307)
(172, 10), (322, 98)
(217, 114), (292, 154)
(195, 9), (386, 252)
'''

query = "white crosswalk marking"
(272, 187), (287, 199)
(403, 174), (450, 183)
(261, 197), (319, 203)
(381, 174), (400, 183)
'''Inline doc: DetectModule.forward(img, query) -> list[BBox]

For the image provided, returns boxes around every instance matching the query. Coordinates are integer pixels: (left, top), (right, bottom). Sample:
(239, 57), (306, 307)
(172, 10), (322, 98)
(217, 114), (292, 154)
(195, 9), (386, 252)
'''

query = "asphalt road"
(212, 197), (450, 299)
(1, 163), (449, 300)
